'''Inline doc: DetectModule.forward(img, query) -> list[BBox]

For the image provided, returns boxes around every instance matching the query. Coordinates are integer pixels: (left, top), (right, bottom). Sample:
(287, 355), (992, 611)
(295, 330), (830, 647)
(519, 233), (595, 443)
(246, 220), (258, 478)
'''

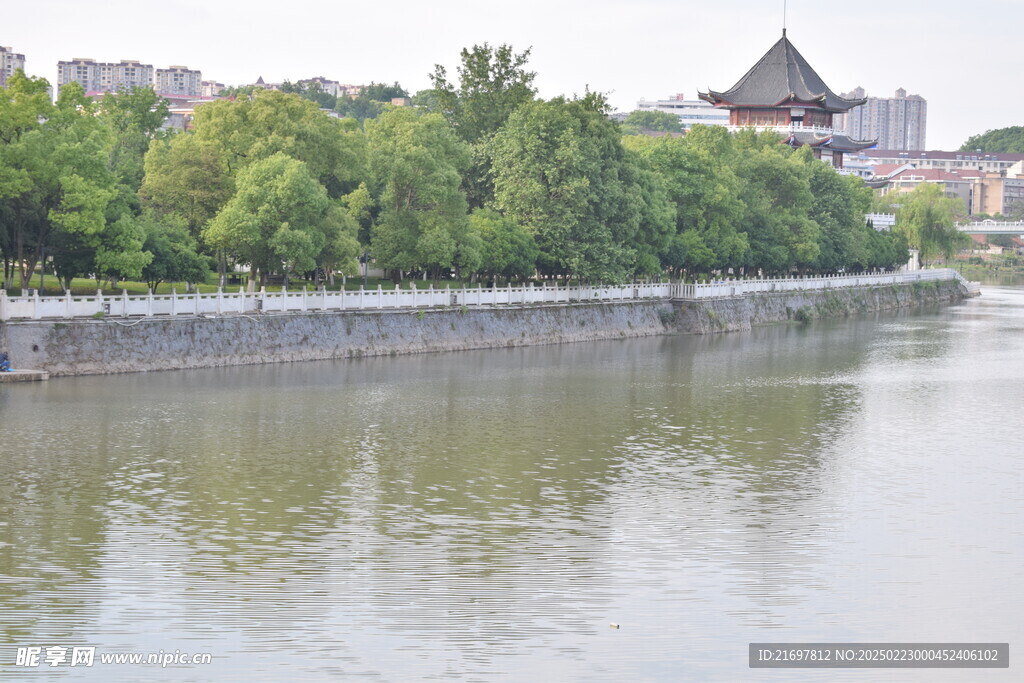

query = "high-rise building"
(1, 45), (26, 88)
(835, 87), (927, 151)
(635, 94), (730, 130)
(155, 66), (202, 96)
(57, 58), (155, 93)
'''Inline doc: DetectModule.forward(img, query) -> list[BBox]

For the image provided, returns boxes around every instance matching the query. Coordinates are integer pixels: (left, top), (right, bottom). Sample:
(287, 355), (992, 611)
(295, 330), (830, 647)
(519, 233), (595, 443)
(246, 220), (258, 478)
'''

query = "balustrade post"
(122, 289), (128, 317)
(170, 288), (177, 316)
(64, 290), (73, 319)
(217, 287), (223, 315)
(301, 286), (308, 312)
(378, 284), (383, 309)
(411, 282), (417, 308)
(0, 289), (6, 322)
(146, 289), (153, 316)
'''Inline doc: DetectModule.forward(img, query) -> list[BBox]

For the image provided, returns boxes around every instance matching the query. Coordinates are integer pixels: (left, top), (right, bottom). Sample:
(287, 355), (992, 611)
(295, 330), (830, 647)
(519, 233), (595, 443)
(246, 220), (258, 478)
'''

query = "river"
(1, 282), (1021, 681)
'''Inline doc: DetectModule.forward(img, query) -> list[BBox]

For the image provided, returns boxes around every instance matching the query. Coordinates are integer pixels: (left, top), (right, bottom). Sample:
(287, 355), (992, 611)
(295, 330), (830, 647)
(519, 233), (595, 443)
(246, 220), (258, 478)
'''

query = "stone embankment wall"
(0, 280), (968, 376)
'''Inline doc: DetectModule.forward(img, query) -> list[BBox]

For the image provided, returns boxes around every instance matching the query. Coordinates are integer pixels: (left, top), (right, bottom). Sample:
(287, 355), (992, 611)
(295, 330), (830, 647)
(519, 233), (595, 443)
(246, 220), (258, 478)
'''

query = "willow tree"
(895, 183), (970, 264)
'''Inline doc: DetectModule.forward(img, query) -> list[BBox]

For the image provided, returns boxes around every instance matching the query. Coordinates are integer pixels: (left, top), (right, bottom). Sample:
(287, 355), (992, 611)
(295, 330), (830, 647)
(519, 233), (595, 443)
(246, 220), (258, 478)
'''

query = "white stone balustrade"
(0, 270), (973, 321)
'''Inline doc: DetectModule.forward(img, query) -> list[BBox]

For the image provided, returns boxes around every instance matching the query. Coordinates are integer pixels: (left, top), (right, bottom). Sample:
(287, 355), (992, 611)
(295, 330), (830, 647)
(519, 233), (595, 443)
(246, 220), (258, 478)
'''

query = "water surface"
(1, 287), (1021, 680)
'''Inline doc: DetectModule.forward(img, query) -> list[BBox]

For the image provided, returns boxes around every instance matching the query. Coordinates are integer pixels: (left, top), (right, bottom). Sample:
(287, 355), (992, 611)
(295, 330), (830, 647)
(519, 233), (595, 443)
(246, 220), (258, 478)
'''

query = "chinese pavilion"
(699, 30), (875, 168)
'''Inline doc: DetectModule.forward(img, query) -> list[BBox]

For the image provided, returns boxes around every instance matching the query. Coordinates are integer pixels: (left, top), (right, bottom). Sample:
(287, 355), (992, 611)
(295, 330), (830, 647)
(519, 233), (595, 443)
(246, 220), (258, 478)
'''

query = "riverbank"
(0, 280), (970, 376)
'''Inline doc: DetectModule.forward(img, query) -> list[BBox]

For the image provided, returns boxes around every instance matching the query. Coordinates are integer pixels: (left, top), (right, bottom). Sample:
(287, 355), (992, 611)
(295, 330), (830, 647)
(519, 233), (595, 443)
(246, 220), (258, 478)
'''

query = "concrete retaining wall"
(0, 280), (969, 376)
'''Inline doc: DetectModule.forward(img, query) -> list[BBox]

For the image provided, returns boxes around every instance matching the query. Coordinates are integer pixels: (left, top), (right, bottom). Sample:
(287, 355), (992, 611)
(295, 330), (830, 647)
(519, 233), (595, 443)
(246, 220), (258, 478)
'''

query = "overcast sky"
(6, 0), (1021, 150)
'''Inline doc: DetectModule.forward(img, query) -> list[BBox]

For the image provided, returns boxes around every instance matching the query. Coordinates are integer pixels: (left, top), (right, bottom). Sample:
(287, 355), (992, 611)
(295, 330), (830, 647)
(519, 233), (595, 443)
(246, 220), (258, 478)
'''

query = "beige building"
(882, 167), (978, 210)
(57, 58), (155, 92)
(201, 80), (225, 97)
(1, 45), (26, 87)
(969, 162), (1024, 217)
(155, 66), (202, 96)
(836, 87), (927, 150)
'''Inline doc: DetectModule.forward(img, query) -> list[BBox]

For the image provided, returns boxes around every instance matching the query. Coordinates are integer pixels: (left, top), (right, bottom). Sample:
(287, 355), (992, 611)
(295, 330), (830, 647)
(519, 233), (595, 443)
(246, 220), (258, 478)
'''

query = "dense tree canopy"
(621, 110), (683, 135)
(960, 126), (1024, 154)
(2, 47), (920, 295)
(367, 108), (478, 279)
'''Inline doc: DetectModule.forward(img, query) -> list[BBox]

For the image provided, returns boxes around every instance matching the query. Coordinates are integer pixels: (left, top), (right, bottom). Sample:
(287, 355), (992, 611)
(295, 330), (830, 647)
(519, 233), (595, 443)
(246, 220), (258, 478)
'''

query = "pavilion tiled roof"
(700, 31), (866, 113)
(786, 130), (876, 153)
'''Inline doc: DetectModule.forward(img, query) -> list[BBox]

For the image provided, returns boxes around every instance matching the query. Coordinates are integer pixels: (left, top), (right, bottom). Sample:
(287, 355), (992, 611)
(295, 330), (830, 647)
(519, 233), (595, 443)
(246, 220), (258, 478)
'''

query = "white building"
(635, 93), (730, 130)
(1, 45), (26, 88)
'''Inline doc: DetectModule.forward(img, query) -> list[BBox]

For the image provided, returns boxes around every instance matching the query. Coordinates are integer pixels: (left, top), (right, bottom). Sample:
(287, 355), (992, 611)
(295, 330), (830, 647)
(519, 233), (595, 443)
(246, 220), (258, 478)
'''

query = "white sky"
(5, 0), (1021, 150)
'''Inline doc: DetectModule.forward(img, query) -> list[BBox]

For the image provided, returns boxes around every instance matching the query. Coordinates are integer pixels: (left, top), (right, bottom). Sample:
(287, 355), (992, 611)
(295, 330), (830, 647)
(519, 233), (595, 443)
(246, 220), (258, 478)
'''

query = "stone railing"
(0, 269), (974, 321)
(669, 269), (968, 299)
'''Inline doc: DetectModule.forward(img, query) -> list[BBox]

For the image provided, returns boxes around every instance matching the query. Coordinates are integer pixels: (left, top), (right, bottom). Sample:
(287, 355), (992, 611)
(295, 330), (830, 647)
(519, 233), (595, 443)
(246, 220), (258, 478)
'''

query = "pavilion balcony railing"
(0, 269), (974, 321)
(725, 124), (848, 137)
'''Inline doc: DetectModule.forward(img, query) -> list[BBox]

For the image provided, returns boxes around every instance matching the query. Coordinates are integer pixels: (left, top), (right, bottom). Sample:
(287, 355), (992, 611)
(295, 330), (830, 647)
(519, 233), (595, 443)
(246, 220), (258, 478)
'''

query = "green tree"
(138, 212), (209, 291)
(624, 128), (748, 274)
(895, 182), (970, 263)
(468, 208), (538, 281)
(430, 43), (537, 208)
(362, 82), (408, 102)
(489, 97), (667, 281)
(733, 138), (820, 273)
(98, 86), (169, 193)
(431, 44), (536, 144)
(140, 134), (234, 240)
(808, 164), (872, 272)
(190, 90), (366, 198)
(280, 80), (337, 110)
(204, 153), (333, 287)
(334, 96), (385, 123)
(341, 181), (374, 245)
(366, 108), (473, 279)
(621, 110), (682, 135)
(1, 77), (146, 289)
(960, 126), (1024, 153)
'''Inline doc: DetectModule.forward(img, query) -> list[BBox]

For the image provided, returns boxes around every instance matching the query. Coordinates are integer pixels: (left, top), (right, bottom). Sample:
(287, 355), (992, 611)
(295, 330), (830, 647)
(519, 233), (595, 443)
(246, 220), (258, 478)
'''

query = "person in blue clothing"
(0, 352), (11, 372)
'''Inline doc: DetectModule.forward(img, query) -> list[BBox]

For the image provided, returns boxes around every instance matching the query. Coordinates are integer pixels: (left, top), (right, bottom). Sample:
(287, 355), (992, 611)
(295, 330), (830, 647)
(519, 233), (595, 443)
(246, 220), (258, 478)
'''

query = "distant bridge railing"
(0, 269), (972, 321)
(957, 221), (1024, 234)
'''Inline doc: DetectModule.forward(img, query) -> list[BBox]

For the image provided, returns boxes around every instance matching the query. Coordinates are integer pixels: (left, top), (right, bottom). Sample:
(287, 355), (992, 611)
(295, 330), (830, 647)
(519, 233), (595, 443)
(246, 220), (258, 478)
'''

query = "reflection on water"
(1, 289), (1022, 680)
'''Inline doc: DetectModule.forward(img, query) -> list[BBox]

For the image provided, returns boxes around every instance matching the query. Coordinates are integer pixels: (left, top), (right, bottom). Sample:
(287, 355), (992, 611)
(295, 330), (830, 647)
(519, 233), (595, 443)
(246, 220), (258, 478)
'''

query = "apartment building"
(835, 87), (927, 150)
(57, 58), (155, 92)
(154, 66), (202, 97)
(1, 45), (26, 87)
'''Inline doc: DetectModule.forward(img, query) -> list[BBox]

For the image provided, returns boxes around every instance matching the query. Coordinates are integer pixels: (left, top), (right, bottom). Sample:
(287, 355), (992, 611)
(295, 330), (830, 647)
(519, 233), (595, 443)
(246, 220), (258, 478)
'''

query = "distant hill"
(960, 126), (1024, 154)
